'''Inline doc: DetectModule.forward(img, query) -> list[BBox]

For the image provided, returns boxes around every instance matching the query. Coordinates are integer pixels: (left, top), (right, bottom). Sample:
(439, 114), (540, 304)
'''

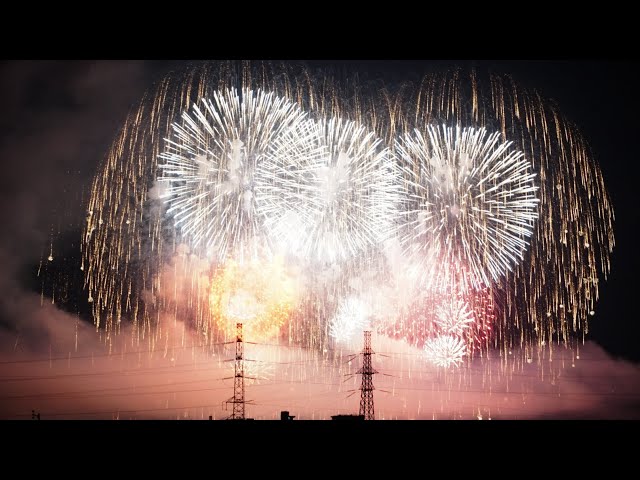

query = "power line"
(1, 336), (637, 420)
(4, 377), (636, 402)
(2, 357), (636, 385)
(0, 341), (232, 365)
(12, 403), (221, 419)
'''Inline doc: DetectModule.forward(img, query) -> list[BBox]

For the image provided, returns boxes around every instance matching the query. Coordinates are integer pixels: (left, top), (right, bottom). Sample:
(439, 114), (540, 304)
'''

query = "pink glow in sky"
(1, 289), (638, 420)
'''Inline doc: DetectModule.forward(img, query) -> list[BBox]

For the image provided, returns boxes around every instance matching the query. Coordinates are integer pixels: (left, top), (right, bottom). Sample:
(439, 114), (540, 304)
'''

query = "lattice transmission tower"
(226, 322), (245, 419)
(356, 330), (377, 420)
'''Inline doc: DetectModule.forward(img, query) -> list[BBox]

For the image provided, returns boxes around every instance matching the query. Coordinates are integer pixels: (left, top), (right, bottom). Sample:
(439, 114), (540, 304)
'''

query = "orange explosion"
(208, 256), (297, 341)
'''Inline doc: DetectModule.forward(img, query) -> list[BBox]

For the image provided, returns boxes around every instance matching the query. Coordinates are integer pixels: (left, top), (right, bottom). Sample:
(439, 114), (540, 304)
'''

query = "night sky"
(0, 60), (638, 421)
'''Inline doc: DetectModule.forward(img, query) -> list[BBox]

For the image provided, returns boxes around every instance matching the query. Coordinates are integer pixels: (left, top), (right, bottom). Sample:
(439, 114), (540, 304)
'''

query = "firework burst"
(329, 296), (371, 345)
(434, 298), (474, 335)
(80, 63), (614, 371)
(208, 256), (297, 342)
(423, 335), (467, 367)
(257, 117), (402, 264)
(81, 63), (324, 344)
(158, 88), (310, 262)
(386, 70), (615, 354)
(396, 124), (539, 290)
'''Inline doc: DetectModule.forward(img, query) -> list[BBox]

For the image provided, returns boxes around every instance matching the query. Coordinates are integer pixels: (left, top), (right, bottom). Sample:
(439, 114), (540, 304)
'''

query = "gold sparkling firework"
(81, 62), (318, 345)
(207, 256), (297, 342)
(385, 70), (615, 355)
(81, 63), (614, 370)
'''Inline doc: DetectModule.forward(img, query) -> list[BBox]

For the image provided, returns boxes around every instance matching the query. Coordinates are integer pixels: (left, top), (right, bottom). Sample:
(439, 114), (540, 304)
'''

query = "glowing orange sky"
(1, 295), (638, 420)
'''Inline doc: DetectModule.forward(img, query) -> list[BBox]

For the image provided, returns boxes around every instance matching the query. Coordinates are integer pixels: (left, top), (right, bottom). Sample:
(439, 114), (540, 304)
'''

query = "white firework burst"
(157, 88), (309, 262)
(423, 335), (467, 367)
(434, 298), (474, 335)
(396, 125), (539, 289)
(223, 289), (265, 322)
(329, 296), (370, 344)
(257, 117), (403, 264)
